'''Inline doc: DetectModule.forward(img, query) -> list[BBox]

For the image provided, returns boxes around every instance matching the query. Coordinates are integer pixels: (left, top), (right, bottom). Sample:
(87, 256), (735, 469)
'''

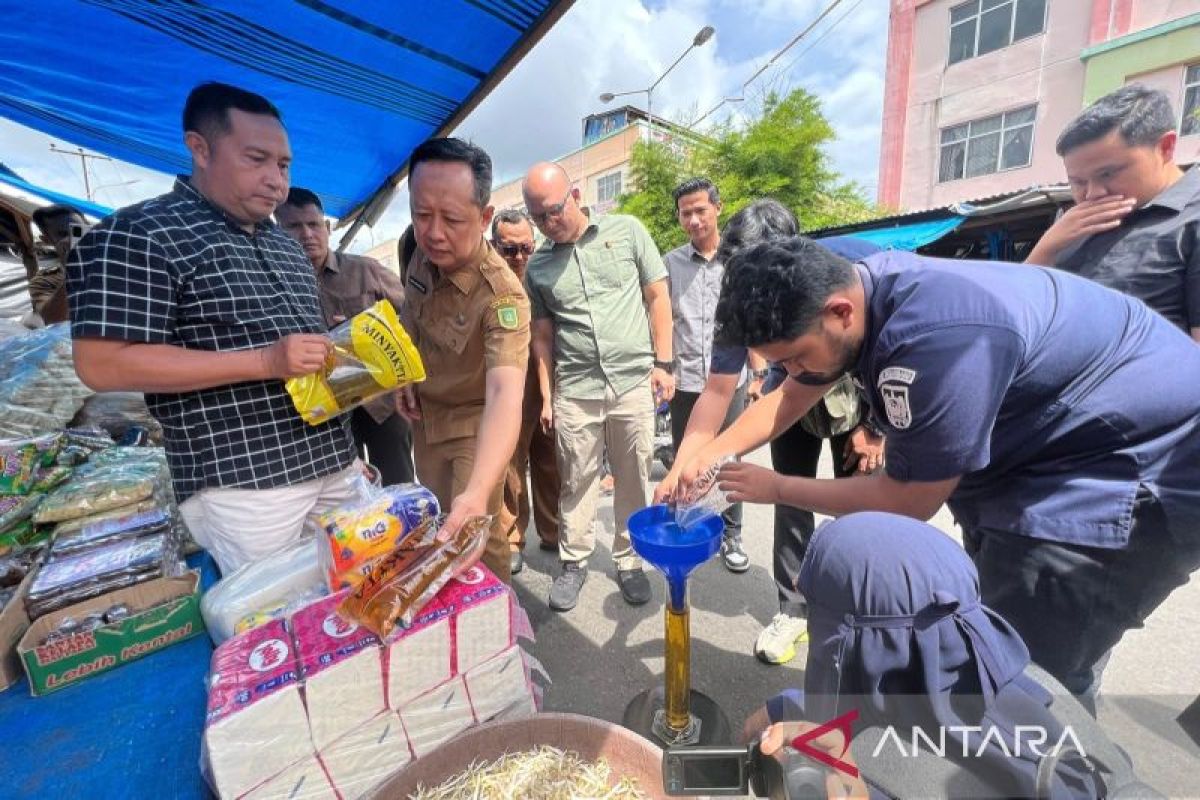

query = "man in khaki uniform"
(491, 209), (560, 576)
(397, 138), (530, 583)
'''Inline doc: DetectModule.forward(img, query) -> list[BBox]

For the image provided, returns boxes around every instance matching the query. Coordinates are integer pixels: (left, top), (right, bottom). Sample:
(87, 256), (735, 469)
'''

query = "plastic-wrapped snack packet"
(0, 325), (94, 438)
(0, 494), (43, 534)
(50, 499), (162, 538)
(0, 434), (63, 494)
(285, 300), (426, 425)
(315, 482), (439, 590)
(674, 455), (738, 529)
(26, 530), (184, 618)
(50, 507), (171, 556)
(62, 427), (115, 454)
(0, 517), (49, 549)
(31, 465), (74, 494)
(33, 458), (160, 523)
(338, 514), (490, 638)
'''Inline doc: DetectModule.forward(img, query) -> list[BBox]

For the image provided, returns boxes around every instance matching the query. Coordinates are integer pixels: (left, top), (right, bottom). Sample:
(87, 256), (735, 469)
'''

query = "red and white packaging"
(238, 756), (337, 800)
(291, 592), (386, 750)
(463, 644), (536, 723)
(384, 596), (453, 709)
(205, 619), (312, 799)
(437, 565), (512, 673)
(320, 711), (413, 800)
(397, 675), (476, 758)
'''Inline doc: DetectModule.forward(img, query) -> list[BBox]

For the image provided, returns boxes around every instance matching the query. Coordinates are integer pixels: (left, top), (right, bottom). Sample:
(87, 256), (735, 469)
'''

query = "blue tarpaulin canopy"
(839, 215), (966, 251)
(0, 164), (113, 220)
(0, 0), (574, 228)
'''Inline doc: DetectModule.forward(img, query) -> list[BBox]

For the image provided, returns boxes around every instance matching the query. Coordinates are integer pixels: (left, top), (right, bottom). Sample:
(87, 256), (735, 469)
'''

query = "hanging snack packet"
(338, 515), (490, 638)
(286, 300), (425, 425)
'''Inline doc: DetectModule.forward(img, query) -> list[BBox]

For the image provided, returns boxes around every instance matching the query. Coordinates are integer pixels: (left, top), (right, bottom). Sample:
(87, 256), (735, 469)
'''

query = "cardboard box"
(0, 565), (37, 691)
(17, 570), (203, 696)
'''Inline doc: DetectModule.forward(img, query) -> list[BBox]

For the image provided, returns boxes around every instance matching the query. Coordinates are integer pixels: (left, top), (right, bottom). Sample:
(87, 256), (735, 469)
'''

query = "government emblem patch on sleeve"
(497, 303), (519, 330)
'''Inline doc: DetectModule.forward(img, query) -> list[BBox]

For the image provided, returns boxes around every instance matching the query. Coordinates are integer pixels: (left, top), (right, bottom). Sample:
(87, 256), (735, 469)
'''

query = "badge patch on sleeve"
(496, 302), (519, 330)
(880, 383), (912, 429)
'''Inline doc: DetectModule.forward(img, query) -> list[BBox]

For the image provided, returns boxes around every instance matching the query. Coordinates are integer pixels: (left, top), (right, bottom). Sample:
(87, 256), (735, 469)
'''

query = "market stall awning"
(841, 215), (965, 251)
(0, 0), (574, 226)
(0, 166), (113, 220)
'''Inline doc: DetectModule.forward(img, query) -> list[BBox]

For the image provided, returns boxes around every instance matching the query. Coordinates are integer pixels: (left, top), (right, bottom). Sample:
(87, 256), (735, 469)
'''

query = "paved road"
(513, 444), (1200, 797)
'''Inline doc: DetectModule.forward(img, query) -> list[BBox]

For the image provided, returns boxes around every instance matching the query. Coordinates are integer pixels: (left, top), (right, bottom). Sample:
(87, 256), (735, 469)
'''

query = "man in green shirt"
(522, 162), (675, 612)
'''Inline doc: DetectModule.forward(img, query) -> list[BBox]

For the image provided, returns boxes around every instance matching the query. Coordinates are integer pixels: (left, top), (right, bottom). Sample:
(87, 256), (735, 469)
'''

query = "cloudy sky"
(0, 0), (888, 252)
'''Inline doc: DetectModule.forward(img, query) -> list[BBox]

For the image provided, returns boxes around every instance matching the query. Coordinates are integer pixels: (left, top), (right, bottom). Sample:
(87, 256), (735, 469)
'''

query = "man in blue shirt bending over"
(677, 237), (1200, 703)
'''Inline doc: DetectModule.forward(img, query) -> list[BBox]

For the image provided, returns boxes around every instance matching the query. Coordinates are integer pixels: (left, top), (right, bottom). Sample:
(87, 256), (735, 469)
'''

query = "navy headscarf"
(796, 512), (1098, 799)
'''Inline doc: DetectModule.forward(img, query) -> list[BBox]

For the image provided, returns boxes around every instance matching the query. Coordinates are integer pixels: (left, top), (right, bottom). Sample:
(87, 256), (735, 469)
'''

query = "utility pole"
(49, 144), (111, 200)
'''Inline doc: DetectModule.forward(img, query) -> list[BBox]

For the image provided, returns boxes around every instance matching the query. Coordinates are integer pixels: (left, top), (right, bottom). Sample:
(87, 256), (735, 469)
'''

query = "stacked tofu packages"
(200, 481), (542, 800)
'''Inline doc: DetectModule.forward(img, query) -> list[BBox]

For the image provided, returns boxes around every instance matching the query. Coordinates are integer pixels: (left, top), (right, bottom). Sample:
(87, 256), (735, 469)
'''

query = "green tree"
(616, 138), (690, 254)
(617, 88), (880, 252)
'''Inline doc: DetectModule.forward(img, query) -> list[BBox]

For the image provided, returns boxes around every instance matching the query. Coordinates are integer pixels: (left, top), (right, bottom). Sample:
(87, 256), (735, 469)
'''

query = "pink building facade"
(880, 0), (1200, 212)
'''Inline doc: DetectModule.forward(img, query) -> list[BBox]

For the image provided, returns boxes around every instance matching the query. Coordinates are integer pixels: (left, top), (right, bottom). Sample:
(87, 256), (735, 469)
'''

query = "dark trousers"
(670, 385), (746, 540)
(350, 408), (414, 486)
(770, 423), (853, 616)
(972, 488), (1200, 702)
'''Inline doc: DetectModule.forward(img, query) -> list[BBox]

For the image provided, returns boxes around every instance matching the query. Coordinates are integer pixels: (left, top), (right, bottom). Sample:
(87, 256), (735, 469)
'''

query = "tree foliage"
(616, 88), (881, 253)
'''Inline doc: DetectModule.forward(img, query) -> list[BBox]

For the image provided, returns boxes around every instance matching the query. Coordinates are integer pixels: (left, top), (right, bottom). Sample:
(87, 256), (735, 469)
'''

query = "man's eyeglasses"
(496, 241), (536, 258)
(530, 191), (573, 224)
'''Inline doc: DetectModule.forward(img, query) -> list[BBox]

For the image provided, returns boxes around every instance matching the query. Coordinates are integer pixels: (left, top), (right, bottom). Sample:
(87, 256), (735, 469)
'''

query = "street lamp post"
(600, 25), (714, 140)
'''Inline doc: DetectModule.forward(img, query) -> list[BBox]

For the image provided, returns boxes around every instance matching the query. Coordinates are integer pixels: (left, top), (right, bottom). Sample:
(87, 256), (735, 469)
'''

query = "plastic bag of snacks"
(33, 446), (169, 524)
(285, 300), (425, 425)
(0, 325), (94, 438)
(0, 494), (43, 536)
(0, 434), (64, 495)
(338, 514), (490, 638)
(25, 531), (183, 619)
(315, 483), (439, 590)
(50, 507), (171, 556)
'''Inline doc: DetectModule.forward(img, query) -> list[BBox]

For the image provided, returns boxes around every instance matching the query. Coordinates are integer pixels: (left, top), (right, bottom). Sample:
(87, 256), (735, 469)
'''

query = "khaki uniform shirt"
(524, 214), (667, 400)
(316, 250), (407, 423)
(28, 259), (65, 313)
(402, 239), (531, 444)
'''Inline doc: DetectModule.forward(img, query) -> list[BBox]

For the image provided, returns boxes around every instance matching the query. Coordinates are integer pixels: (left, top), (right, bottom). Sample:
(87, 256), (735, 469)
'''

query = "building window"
(1184, 64), (1200, 136)
(948, 0), (1046, 65)
(596, 172), (622, 203)
(939, 105), (1036, 182)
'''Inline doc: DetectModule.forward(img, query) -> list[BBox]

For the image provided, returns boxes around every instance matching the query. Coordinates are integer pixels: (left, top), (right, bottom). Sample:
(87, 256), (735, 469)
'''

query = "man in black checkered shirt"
(67, 82), (361, 574)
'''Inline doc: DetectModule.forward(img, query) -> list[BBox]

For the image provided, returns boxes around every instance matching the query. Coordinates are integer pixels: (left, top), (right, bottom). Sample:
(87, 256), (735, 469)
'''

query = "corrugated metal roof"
(807, 184), (1072, 238)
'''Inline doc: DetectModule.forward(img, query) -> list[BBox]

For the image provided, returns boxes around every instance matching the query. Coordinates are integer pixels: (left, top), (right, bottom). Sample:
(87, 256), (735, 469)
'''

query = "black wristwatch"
(751, 368), (771, 380)
(653, 359), (675, 374)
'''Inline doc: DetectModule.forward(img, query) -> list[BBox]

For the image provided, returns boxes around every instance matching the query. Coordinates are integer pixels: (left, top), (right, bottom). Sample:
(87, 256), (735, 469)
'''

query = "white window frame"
(948, 0), (1046, 66)
(1183, 64), (1200, 137)
(596, 171), (622, 203)
(938, 105), (1037, 183)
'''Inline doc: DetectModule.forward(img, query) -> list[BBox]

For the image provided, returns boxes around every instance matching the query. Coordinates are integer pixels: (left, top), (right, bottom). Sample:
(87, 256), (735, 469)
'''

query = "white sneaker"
(754, 612), (809, 665)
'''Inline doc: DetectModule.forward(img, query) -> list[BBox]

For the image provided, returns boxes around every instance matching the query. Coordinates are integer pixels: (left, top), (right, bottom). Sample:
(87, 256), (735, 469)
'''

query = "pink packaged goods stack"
(202, 564), (540, 800)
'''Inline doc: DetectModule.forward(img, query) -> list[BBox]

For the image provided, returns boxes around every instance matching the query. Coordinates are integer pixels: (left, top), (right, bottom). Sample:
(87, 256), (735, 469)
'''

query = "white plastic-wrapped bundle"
(0, 324), (93, 437)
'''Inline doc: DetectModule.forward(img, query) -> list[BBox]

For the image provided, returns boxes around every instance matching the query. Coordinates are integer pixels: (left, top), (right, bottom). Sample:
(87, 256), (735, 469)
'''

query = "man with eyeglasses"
(522, 162), (674, 612)
(491, 209), (560, 575)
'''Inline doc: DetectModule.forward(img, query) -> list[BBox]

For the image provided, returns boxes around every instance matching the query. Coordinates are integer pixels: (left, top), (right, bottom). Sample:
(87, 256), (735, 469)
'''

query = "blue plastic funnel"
(628, 504), (724, 609)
